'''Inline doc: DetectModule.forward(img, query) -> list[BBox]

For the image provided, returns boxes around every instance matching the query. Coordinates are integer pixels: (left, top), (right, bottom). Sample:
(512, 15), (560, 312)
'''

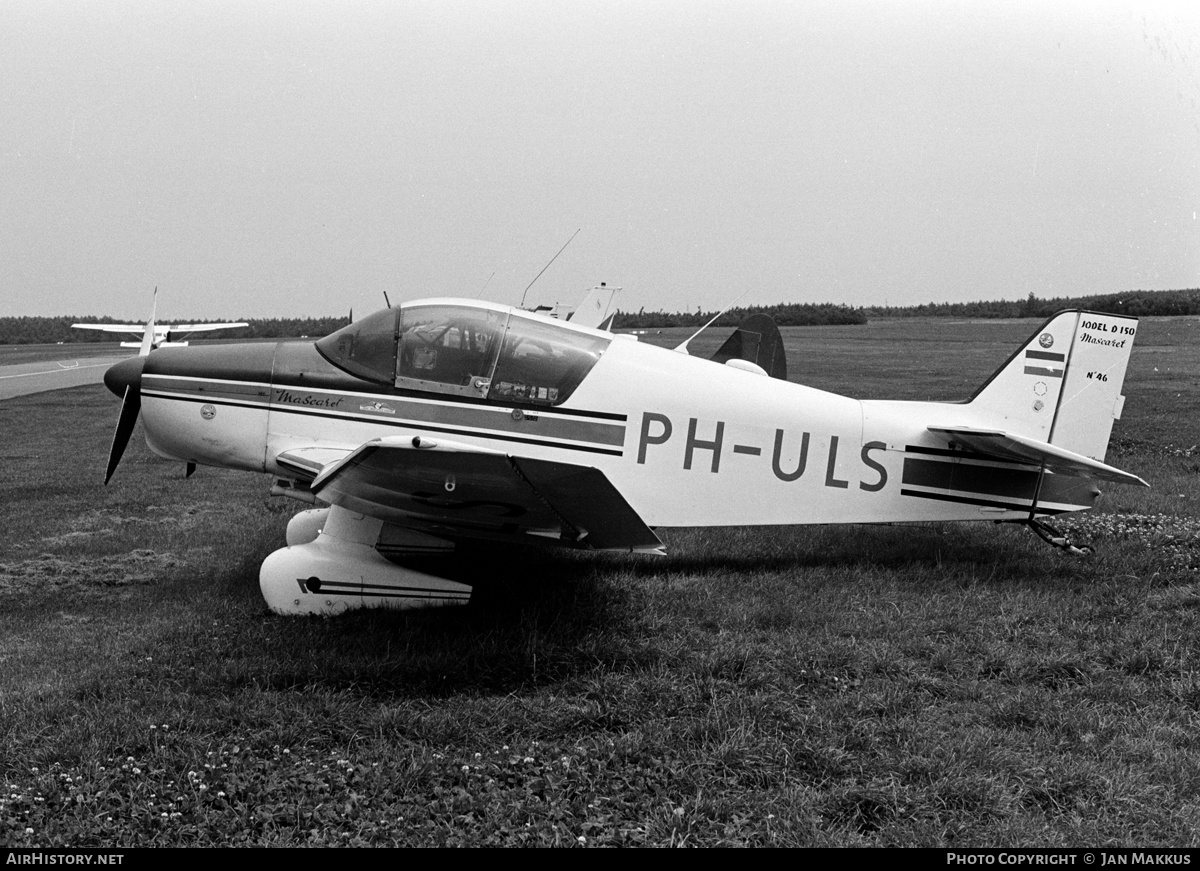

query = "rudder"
(1049, 312), (1137, 461)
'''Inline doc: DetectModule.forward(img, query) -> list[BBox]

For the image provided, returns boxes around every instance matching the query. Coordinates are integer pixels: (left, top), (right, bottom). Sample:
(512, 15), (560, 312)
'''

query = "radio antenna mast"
(475, 271), (496, 299)
(520, 229), (580, 307)
(674, 287), (753, 355)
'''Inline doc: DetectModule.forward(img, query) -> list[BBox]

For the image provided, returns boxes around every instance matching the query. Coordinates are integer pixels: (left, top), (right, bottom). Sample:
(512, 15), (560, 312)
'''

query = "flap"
(928, 426), (1148, 487)
(309, 435), (664, 552)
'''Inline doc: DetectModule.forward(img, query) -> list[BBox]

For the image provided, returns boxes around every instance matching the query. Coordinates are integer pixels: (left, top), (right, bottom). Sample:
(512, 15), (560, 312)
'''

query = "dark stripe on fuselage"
(269, 403), (625, 456)
(901, 454), (1096, 511)
(145, 373), (625, 441)
(303, 579), (470, 600)
(268, 386), (625, 445)
(141, 389), (625, 457)
(899, 488), (1067, 514)
(142, 377), (270, 404)
(902, 457), (1040, 500)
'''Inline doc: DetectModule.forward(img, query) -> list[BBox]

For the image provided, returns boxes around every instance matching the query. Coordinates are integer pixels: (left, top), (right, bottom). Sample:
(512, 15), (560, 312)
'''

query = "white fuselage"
(137, 326), (1094, 531)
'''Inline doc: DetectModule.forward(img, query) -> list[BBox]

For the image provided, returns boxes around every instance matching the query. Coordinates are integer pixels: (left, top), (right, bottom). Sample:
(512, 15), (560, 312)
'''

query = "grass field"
(1, 317), (1198, 847)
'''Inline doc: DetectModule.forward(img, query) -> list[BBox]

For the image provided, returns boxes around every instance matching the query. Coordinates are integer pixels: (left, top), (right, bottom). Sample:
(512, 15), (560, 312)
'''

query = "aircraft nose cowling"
(104, 356), (146, 398)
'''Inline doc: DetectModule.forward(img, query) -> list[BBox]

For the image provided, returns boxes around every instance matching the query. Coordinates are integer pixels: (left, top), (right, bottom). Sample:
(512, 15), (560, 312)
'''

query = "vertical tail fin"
(138, 287), (159, 356)
(969, 310), (1138, 461)
(710, 313), (788, 380)
(566, 284), (620, 330)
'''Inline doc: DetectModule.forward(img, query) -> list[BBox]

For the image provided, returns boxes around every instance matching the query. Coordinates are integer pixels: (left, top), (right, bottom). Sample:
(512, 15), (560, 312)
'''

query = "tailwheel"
(1026, 518), (1093, 556)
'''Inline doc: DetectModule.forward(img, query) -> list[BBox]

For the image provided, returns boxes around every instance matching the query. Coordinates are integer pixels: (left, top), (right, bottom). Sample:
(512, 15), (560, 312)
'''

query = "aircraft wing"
(928, 426), (1149, 487)
(167, 323), (249, 333)
(287, 436), (664, 552)
(71, 323), (143, 337)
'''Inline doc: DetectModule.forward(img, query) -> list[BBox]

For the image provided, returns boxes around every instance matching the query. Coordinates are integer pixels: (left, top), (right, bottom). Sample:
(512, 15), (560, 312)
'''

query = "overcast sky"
(3, 0), (1198, 319)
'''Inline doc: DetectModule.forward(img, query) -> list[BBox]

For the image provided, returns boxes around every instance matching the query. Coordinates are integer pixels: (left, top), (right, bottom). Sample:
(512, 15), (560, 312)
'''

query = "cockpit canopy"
(315, 302), (611, 406)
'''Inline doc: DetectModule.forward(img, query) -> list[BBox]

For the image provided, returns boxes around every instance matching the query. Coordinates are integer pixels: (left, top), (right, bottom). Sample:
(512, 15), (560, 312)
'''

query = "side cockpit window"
(314, 308), (400, 385)
(487, 315), (609, 406)
(395, 305), (508, 398)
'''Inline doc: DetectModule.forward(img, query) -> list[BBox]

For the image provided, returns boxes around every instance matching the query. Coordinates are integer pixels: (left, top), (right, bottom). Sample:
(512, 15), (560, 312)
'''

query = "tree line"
(612, 302), (867, 329)
(0, 316), (351, 346)
(3, 288), (1198, 344)
(863, 288), (1200, 320)
(603, 288), (1200, 328)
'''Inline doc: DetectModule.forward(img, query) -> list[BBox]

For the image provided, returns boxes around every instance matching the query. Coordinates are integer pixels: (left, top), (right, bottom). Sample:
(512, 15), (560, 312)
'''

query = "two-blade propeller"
(104, 365), (143, 484)
(102, 289), (157, 484)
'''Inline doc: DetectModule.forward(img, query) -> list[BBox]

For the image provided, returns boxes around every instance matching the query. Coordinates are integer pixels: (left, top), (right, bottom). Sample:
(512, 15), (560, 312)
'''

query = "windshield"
(313, 308), (399, 385)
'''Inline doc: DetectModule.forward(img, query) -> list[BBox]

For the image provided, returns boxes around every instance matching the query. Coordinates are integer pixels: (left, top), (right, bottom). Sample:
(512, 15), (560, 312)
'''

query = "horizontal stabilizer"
(928, 426), (1148, 487)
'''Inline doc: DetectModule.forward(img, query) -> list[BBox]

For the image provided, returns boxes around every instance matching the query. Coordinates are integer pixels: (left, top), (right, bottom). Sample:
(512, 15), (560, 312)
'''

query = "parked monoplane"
(101, 297), (1147, 615)
(73, 289), (247, 352)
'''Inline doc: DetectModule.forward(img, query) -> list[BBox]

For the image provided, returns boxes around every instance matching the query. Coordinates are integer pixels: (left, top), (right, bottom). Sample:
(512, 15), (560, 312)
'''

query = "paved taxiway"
(0, 356), (128, 400)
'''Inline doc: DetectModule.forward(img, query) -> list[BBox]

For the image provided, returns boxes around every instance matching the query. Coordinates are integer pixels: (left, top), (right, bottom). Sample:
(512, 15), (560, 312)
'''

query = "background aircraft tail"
(567, 284), (620, 330)
(968, 310), (1138, 461)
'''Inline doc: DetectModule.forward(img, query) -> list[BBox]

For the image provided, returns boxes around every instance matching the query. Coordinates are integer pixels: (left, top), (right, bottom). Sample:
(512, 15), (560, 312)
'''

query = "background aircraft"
(100, 298), (1147, 615)
(72, 289), (247, 352)
(526, 284), (620, 330)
